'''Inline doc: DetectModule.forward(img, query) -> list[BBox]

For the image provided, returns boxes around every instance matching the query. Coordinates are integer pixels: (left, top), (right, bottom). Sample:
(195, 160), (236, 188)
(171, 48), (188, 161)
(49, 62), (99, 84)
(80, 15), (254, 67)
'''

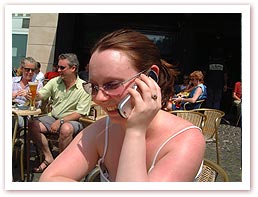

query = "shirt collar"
(57, 76), (81, 89)
(13, 76), (22, 83)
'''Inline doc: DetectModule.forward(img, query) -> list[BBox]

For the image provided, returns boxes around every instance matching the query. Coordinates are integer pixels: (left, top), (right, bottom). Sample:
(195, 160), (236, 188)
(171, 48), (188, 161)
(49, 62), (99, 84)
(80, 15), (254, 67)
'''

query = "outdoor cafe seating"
(12, 111), (25, 181)
(170, 110), (206, 130)
(191, 108), (225, 165)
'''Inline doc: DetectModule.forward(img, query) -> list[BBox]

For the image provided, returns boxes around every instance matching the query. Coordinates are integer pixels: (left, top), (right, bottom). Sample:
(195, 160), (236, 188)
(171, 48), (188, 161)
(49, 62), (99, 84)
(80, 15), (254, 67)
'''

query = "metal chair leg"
(20, 144), (25, 181)
(236, 113), (241, 126)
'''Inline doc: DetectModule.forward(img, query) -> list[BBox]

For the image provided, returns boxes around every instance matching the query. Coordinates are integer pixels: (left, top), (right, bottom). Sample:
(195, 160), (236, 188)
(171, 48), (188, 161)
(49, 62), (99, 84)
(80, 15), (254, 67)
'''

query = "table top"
(12, 108), (42, 116)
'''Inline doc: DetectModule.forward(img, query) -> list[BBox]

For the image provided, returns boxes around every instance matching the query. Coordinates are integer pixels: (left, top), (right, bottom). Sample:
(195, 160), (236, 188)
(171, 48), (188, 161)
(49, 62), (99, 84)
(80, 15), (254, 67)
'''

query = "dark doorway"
(54, 13), (241, 114)
(54, 13), (241, 84)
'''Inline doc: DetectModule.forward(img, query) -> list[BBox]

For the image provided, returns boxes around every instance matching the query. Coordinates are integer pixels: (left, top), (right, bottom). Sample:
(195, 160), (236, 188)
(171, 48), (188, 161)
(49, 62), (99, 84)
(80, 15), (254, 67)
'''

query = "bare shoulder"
(147, 111), (205, 181)
(80, 117), (107, 140)
(158, 110), (205, 146)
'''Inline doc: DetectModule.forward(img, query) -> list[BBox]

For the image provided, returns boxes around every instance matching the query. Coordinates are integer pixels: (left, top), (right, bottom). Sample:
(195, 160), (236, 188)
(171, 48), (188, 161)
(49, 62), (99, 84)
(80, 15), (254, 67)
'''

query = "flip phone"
(118, 69), (159, 119)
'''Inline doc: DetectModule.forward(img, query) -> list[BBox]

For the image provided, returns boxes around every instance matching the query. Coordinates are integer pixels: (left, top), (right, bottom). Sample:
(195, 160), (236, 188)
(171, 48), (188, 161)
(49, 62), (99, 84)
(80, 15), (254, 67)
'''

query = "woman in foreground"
(40, 29), (205, 182)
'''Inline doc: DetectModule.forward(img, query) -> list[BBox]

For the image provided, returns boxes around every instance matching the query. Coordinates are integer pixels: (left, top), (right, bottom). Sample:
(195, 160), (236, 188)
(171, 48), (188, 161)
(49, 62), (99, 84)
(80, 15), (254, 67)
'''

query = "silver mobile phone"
(118, 70), (159, 119)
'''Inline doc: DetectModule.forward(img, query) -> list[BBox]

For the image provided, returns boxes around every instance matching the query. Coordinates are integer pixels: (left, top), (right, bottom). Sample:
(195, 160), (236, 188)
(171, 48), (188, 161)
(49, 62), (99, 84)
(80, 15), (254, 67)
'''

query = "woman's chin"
(107, 111), (125, 122)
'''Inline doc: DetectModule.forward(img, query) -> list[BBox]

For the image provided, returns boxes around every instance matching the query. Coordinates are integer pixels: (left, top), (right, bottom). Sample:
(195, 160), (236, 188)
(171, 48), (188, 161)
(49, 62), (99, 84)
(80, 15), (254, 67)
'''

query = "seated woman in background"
(12, 57), (43, 127)
(168, 70), (207, 110)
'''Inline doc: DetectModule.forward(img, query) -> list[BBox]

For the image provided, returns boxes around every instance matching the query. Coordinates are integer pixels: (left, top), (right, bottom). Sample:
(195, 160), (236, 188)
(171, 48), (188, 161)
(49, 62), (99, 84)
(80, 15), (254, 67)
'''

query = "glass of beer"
(28, 81), (38, 110)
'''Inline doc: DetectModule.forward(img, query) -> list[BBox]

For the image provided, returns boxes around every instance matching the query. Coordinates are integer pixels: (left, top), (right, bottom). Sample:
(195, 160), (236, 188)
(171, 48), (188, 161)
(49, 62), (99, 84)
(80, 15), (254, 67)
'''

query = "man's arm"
(60, 112), (82, 122)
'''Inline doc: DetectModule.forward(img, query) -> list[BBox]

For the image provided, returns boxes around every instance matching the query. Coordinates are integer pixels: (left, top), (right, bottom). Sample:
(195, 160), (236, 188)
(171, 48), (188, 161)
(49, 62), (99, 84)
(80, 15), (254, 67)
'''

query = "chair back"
(79, 116), (96, 128)
(79, 103), (107, 128)
(12, 111), (25, 181)
(12, 111), (19, 151)
(192, 108), (225, 164)
(183, 99), (205, 110)
(196, 159), (229, 182)
(93, 104), (107, 120)
(170, 110), (206, 130)
(85, 166), (100, 182)
(192, 108), (225, 141)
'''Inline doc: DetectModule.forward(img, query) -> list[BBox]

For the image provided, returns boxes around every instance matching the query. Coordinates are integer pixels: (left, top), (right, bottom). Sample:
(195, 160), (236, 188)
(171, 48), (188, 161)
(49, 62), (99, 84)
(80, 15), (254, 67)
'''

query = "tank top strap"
(148, 125), (201, 173)
(97, 116), (110, 182)
(101, 116), (110, 162)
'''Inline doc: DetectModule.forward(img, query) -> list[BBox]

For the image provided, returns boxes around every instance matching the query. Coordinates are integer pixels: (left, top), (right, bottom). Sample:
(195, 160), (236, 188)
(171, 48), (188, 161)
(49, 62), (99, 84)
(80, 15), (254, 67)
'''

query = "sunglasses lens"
(58, 66), (66, 70)
(23, 67), (35, 72)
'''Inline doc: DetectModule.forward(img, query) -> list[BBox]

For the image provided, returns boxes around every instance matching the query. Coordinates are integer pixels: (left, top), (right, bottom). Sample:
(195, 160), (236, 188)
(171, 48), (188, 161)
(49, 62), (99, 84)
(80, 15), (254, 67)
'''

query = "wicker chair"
(170, 110), (206, 130)
(192, 108), (225, 164)
(79, 103), (108, 127)
(85, 166), (101, 182)
(79, 116), (96, 127)
(196, 158), (229, 182)
(91, 102), (107, 120)
(12, 111), (25, 181)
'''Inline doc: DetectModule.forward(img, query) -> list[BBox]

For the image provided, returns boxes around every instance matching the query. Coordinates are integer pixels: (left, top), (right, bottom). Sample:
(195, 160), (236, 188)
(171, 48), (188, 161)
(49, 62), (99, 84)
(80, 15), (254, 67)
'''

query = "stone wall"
(26, 13), (58, 73)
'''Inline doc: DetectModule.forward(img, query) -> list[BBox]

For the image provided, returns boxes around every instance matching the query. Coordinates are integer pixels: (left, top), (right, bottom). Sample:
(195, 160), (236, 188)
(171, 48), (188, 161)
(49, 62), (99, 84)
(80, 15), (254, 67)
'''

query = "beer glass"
(28, 82), (38, 110)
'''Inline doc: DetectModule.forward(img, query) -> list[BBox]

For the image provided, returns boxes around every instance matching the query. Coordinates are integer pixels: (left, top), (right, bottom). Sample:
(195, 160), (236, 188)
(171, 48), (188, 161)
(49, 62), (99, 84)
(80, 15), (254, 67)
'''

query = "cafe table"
(12, 107), (41, 181)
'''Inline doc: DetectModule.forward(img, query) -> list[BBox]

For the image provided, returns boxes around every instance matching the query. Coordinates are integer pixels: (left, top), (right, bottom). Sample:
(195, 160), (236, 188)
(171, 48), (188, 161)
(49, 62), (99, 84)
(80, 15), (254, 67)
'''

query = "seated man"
(232, 81), (242, 119)
(178, 74), (194, 93)
(171, 70), (207, 110)
(28, 53), (91, 173)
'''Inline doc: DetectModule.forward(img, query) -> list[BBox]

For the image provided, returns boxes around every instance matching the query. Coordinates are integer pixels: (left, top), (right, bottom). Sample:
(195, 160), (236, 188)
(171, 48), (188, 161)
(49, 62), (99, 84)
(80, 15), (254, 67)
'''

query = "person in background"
(12, 57), (43, 127)
(232, 81), (242, 119)
(205, 48), (228, 109)
(178, 74), (192, 92)
(12, 67), (17, 77)
(171, 70), (207, 110)
(28, 53), (92, 173)
(78, 64), (89, 81)
(33, 61), (45, 83)
(40, 29), (205, 182)
(44, 64), (60, 81)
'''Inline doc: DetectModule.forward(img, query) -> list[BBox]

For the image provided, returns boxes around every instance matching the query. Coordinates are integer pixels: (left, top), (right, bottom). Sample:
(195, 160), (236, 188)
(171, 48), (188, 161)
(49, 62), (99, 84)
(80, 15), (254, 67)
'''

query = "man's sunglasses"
(57, 65), (66, 70)
(23, 67), (35, 72)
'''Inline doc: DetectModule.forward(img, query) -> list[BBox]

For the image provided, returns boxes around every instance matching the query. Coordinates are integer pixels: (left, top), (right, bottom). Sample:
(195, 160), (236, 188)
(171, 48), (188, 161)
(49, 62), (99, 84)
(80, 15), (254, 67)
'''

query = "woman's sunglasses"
(23, 67), (35, 72)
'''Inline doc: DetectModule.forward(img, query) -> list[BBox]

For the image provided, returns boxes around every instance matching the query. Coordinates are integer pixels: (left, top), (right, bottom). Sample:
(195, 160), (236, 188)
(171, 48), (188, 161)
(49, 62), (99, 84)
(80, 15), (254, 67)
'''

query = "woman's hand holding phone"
(125, 73), (161, 131)
(118, 70), (159, 118)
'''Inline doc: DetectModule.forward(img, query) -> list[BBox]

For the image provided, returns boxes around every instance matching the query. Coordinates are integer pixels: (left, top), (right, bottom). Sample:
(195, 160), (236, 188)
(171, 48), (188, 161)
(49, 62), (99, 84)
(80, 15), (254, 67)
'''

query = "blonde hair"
(16, 67), (23, 76)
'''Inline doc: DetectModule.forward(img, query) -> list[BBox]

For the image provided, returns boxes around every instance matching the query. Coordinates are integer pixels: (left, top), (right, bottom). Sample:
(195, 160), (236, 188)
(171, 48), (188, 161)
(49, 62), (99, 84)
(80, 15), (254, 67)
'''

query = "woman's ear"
(150, 65), (159, 75)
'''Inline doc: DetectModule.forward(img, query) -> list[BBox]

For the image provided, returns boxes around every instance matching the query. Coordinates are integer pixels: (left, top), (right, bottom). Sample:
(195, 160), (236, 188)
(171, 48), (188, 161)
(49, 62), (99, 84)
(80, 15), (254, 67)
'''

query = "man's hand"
(50, 119), (61, 133)
(16, 89), (28, 97)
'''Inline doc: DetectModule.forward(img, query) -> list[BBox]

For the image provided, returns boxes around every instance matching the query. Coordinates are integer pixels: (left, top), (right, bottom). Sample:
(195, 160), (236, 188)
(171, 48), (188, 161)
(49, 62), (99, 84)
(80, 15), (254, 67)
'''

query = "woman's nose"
(94, 88), (110, 101)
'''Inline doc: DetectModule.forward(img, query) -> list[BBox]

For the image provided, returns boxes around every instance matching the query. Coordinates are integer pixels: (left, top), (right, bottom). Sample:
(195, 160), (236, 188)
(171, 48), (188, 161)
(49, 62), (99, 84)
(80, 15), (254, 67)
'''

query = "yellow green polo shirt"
(39, 76), (91, 119)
